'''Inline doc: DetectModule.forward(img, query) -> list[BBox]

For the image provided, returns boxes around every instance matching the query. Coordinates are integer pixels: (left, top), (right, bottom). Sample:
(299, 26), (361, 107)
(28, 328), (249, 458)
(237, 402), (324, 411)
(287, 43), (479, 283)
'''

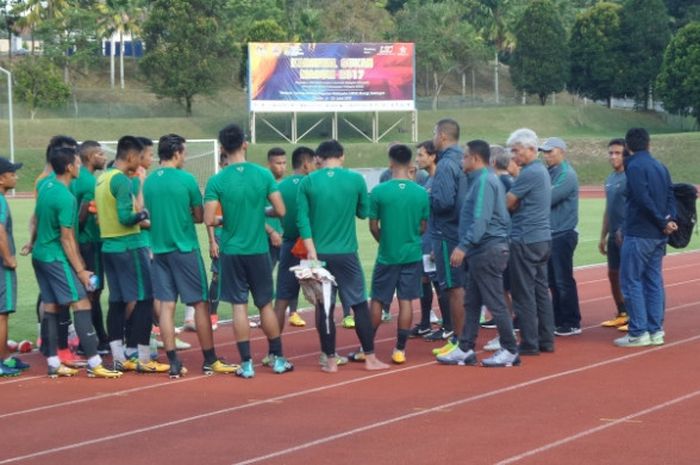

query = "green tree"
(13, 57), (71, 120)
(656, 22), (700, 125)
(97, 0), (146, 90)
(396, 0), (487, 110)
(568, 2), (624, 107)
(665, 0), (700, 30)
(510, 0), (570, 105)
(140, 0), (237, 116)
(618, 0), (671, 107)
(238, 19), (288, 89)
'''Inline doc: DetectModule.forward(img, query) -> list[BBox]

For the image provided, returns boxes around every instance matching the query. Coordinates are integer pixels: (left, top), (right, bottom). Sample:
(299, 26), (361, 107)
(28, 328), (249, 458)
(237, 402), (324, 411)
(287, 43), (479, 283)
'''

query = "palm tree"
(97, 0), (145, 89)
(13, 0), (71, 53)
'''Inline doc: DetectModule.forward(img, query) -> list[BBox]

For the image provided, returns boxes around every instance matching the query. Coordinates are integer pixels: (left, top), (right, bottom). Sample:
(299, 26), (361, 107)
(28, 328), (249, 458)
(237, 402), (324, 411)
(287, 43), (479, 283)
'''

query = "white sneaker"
(429, 310), (440, 324)
(481, 348), (520, 367)
(483, 336), (502, 352)
(182, 320), (196, 332)
(614, 332), (651, 348)
(650, 330), (665, 346)
(436, 347), (477, 366)
(175, 338), (192, 350)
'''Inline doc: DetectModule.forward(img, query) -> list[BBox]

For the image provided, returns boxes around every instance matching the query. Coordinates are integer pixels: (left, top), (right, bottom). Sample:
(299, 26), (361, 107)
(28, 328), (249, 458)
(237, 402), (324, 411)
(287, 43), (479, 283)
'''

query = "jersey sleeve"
(110, 173), (139, 225)
(187, 173), (203, 208)
(509, 166), (533, 200)
(297, 176), (312, 240)
(368, 187), (379, 220)
(203, 174), (220, 203)
(58, 191), (77, 228)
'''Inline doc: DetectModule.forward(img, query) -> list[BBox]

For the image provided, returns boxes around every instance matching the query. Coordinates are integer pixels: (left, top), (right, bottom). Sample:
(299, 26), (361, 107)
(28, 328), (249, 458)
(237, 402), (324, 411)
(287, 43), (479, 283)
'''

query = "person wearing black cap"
(540, 137), (582, 337)
(0, 158), (29, 377)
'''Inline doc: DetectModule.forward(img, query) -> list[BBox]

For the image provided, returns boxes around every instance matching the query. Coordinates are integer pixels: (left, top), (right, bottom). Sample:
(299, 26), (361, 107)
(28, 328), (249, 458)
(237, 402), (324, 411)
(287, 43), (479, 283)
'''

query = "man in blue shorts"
(204, 123), (293, 378)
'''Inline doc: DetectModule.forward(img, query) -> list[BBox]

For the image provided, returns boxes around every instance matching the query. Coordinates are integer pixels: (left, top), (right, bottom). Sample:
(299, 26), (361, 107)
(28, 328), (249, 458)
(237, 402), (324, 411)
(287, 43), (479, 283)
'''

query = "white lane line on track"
(3, 317), (700, 465)
(494, 389), (700, 464)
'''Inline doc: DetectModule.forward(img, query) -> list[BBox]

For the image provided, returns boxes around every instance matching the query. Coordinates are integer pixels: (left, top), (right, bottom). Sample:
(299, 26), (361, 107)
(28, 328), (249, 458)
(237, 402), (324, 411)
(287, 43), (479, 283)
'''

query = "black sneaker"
(409, 324), (431, 338)
(480, 318), (497, 329)
(423, 328), (454, 341)
(554, 326), (582, 337)
(97, 341), (110, 355)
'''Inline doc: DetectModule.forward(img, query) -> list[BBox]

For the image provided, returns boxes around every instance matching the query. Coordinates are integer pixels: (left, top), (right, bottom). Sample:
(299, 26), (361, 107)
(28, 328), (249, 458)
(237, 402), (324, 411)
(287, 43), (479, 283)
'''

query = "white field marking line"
(230, 332), (700, 465)
(494, 388), (700, 465)
(577, 277), (700, 306)
(577, 261), (700, 286)
(571, 248), (700, 272)
(0, 376), (42, 385)
(5, 306), (700, 465)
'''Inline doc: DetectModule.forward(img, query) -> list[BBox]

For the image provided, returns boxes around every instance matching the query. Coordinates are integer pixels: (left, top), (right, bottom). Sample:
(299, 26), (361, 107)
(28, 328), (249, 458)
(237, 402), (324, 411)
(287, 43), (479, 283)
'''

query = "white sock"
(138, 344), (151, 364)
(88, 355), (102, 369)
(47, 356), (60, 368)
(110, 340), (125, 362)
(184, 306), (195, 322)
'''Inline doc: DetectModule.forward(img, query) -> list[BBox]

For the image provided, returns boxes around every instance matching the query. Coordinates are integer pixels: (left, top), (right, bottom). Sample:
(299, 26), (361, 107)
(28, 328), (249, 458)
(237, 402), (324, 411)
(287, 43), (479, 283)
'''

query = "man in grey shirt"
(541, 137), (581, 336)
(506, 128), (555, 355)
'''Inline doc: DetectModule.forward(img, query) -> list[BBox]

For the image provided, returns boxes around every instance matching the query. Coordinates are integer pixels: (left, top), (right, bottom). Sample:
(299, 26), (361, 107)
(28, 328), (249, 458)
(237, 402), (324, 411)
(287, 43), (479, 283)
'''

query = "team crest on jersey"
(157, 170), (164, 176)
(236, 166), (244, 172)
(398, 183), (406, 189)
(327, 171), (334, 177)
(293, 178), (300, 184)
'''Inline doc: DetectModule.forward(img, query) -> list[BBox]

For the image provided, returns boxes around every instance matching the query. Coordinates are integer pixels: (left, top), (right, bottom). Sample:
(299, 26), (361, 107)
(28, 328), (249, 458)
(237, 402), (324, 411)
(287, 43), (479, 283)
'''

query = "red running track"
(2, 250), (700, 465)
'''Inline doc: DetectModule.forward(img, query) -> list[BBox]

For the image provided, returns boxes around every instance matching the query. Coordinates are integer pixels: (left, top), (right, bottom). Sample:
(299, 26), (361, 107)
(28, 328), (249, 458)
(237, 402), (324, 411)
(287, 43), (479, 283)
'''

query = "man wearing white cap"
(540, 137), (582, 336)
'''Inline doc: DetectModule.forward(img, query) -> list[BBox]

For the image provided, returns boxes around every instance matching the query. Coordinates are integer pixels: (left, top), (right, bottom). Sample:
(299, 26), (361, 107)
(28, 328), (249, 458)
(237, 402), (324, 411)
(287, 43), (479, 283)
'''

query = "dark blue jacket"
(429, 145), (469, 242)
(623, 151), (676, 239)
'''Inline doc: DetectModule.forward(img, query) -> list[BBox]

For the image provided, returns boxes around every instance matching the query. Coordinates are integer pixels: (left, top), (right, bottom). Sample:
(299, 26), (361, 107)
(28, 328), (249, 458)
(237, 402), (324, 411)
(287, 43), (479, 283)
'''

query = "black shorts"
(32, 259), (86, 305)
(432, 238), (466, 290)
(152, 250), (208, 305)
(0, 267), (17, 313)
(371, 261), (422, 304)
(219, 253), (273, 308)
(276, 239), (300, 301)
(103, 248), (153, 303)
(317, 253), (367, 308)
(269, 239), (280, 269)
(79, 242), (104, 291)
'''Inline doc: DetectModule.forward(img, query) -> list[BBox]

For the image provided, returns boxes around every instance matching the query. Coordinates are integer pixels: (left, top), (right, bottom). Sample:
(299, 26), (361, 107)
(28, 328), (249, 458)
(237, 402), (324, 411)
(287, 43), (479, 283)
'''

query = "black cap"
(0, 157), (22, 175)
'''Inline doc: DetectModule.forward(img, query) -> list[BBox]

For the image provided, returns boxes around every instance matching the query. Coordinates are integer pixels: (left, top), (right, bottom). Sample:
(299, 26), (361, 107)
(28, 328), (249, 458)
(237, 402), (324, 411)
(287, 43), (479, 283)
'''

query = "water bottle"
(86, 274), (100, 292)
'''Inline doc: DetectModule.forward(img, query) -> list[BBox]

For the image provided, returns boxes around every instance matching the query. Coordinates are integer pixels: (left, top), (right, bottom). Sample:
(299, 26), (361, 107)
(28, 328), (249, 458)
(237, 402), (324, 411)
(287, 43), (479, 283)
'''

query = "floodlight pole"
(0, 66), (14, 165)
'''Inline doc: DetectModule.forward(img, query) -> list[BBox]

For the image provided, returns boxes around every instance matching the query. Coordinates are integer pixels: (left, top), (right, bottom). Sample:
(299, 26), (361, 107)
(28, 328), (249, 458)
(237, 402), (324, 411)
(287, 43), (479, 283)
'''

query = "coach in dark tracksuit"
(506, 128), (555, 356)
(438, 140), (518, 367)
(541, 137), (582, 336)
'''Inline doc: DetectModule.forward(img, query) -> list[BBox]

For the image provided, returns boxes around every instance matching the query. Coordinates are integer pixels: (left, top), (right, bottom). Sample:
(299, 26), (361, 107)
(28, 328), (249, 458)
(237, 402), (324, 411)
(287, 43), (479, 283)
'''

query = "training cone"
(6, 339), (18, 352)
(17, 340), (33, 353)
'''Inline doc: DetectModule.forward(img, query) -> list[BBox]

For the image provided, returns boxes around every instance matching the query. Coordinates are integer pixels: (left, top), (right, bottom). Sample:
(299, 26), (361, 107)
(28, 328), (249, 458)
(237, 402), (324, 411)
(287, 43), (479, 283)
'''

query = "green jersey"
(131, 176), (151, 248)
(35, 172), (56, 195)
(278, 173), (304, 240)
(369, 179), (429, 265)
(0, 194), (15, 256)
(297, 167), (369, 254)
(96, 169), (147, 253)
(33, 179), (77, 263)
(204, 162), (278, 255)
(70, 166), (100, 244)
(144, 167), (202, 254)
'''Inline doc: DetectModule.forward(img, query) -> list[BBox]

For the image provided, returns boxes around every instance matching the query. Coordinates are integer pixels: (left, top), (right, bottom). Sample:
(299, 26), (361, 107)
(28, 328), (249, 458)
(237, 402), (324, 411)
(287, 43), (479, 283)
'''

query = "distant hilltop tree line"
(2, 0), (699, 122)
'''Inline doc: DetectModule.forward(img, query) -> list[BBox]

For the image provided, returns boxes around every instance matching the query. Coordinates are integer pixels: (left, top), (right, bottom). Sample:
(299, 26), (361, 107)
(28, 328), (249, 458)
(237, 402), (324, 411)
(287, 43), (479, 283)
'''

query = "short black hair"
(219, 123), (245, 154)
(137, 137), (153, 147)
(608, 138), (626, 148)
(78, 140), (101, 163)
(267, 147), (286, 160)
(416, 139), (437, 156)
(45, 135), (77, 162)
(316, 140), (344, 160)
(49, 147), (78, 175)
(625, 128), (650, 152)
(116, 135), (144, 161)
(389, 144), (412, 165)
(158, 134), (186, 161)
(467, 139), (491, 164)
(436, 118), (460, 142)
(291, 146), (315, 169)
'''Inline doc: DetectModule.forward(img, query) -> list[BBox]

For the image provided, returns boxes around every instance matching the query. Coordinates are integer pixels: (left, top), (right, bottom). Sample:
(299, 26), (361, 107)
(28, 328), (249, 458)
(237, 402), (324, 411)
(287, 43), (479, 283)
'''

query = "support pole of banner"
(332, 112), (338, 140)
(372, 111), (378, 143)
(292, 112), (298, 144)
(412, 110), (418, 143)
(250, 111), (256, 144)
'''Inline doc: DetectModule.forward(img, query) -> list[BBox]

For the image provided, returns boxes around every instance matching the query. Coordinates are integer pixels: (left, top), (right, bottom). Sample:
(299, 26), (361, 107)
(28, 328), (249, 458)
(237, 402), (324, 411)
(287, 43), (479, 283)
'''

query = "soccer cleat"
(342, 315), (355, 329)
(151, 325), (161, 336)
(650, 330), (665, 346)
(272, 356), (294, 374)
(136, 360), (170, 373)
(3, 356), (30, 371)
(0, 364), (20, 377)
(288, 312), (306, 327)
(182, 319), (196, 332)
(87, 364), (123, 379)
(48, 364), (79, 378)
(554, 326), (582, 337)
(429, 310), (440, 324)
(319, 353), (349, 366)
(235, 360), (255, 378)
(175, 338), (191, 350)
(437, 347), (477, 366)
(483, 336), (502, 352)
(210, 314), (219, 331)
(481, 349), (521, 367)
(601, 313), (628, 327)
(347, 351), (366, 362)
(202, 359), (239, 375)
(617, 324), (629, 332)
(261, 354), (276, 367)
(248, 316), (261, 328)
(391, 349), (406, 364)
(424, 328), (454, 341)
(432, 339), (458, 356)
(168, 360), (188, 379)
(409, 324), (432, 338)
(614, 332), (651, 348)
(381, 310), (392, 322)
(58, 348), (87, 368)
(114, 358), (138, 372)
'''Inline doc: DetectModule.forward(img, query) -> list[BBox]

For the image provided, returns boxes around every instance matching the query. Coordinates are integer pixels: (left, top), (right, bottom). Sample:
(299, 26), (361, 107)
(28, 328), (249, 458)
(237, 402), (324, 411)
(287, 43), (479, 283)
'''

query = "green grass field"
(6, 197), (700, 343)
